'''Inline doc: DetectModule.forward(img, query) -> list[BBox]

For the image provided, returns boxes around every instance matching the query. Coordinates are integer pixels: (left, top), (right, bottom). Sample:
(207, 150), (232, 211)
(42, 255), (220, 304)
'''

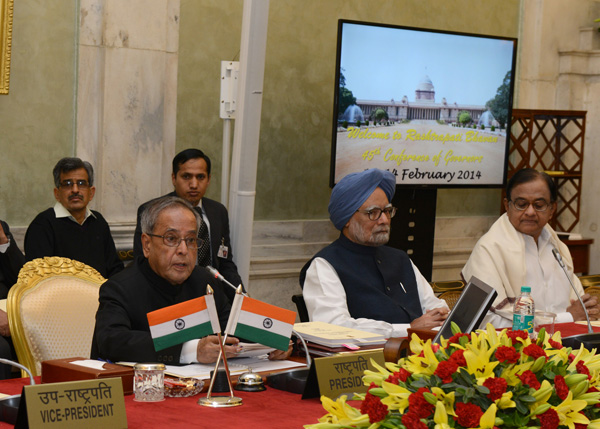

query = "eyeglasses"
(509, 199), (551, 212)
(59, 179), (90, 189)
(356, 206), (397, 221)
(147, 233), (200, 249)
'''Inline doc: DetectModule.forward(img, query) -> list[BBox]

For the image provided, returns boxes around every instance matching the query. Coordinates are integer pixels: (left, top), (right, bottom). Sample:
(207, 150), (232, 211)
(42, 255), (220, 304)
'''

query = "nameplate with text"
(314, 349), (385, 399)
(16, 377), (127, 428)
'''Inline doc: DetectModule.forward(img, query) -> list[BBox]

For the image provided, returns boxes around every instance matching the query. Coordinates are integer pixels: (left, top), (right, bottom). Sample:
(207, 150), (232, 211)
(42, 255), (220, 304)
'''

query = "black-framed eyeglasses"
(147, 233), (200, 249)
(509, 199), (550, 212)
(59, 179), (90, 189)
(356, 206), (397, 221)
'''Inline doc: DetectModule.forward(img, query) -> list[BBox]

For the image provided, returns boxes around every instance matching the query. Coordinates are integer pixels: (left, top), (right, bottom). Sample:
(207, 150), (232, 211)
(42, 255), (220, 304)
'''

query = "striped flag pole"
(204, 285), (245, 402)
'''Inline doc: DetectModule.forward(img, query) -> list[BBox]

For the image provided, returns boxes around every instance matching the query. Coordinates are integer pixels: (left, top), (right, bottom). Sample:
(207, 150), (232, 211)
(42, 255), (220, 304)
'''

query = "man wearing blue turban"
(300, 169), (448, 337)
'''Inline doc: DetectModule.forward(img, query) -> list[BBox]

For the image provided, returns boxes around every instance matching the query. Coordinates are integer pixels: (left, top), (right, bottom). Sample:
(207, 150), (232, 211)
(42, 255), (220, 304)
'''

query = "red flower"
(408, 387), (434, 419)
(396, 368), (410, 382)
(518, 370), (541, 389)
(401, 412), (427, 429)
(360, 392), (388, 423)
(523, 344), (547, 360)
(575, 417), (588, 429)
(385, 369), (411, 385)
(496, 345), (520, 364)
(456, 402), (483, 428)
(576, 360), (591, 380)
(435, 360), (458, 383)
(507, 329), (529, 343)
(447, 332), (469, 346)
(449, 349), (467, 367)
(554, 375), (569, 400)
(537, 408), (559, 429)
(548, 339), (563, 349)
(483, 377), (508, 401)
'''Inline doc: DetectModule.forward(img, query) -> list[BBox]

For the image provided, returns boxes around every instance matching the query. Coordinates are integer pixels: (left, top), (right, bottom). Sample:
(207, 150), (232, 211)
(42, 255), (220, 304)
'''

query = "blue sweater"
(300, 234), (422, 324)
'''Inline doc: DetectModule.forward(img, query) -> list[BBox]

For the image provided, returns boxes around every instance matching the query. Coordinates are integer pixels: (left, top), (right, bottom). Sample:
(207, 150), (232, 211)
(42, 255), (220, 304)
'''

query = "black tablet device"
(433, 276), (498, 344)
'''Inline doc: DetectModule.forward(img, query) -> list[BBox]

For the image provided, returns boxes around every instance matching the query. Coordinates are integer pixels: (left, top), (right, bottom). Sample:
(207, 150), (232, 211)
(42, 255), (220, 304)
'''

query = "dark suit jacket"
(133, 193), (243, 301)
(0, 220), (25, 298)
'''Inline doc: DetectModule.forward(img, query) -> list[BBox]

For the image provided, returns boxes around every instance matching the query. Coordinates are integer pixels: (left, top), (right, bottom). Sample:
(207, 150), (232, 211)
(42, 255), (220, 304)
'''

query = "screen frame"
(330, 19), (518, 189)
(433, 276), (498, 344)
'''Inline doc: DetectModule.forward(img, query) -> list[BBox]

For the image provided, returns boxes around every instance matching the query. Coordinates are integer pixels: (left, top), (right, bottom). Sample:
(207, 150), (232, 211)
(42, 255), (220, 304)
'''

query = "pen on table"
(400, 282), (407, 293)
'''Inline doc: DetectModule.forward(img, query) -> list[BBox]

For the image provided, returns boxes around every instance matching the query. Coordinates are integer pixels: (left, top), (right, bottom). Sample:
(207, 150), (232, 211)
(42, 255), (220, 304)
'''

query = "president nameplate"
(314, 349), (385, 399)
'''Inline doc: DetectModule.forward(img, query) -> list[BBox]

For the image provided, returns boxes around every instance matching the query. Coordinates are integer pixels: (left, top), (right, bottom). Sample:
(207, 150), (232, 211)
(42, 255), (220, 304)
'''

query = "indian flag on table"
(225, 295), (296, 351)
(147, 295), (220, 351)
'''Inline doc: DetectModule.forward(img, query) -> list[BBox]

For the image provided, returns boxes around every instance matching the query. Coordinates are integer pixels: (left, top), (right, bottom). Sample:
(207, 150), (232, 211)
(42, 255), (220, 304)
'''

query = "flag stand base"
(198, 396), (243, 407)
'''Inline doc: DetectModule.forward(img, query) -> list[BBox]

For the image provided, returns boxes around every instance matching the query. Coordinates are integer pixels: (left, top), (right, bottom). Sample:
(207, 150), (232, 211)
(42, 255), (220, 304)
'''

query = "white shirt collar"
(53, 202), (96, 224)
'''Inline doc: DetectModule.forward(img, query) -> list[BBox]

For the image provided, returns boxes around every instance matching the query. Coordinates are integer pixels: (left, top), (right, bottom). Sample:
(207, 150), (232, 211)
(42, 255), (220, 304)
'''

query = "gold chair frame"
(7, 257), (105, 376)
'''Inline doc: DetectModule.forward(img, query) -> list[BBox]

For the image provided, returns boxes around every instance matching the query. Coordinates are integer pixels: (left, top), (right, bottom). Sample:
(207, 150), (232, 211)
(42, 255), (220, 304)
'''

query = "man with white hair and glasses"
(300, 168), (448, 338)
(462, 168), (599, 328)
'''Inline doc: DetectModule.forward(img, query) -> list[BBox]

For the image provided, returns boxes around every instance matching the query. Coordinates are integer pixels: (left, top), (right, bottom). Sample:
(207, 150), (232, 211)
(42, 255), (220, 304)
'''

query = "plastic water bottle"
(513, 286), (535, 333)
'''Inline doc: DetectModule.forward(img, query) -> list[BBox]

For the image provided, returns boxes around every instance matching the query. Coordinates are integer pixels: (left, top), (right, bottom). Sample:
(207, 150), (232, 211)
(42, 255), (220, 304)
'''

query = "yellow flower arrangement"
(305, 324), (600, 429)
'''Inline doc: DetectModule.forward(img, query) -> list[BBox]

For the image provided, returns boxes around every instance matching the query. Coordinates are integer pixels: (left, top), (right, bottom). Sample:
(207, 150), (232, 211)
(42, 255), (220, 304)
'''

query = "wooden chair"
(429, 280), (466, 295)
(580, 275), (600, 289)
(7, 257), (105, 376)
(438, 290), (463, 310)
(584, 286), (600, 304)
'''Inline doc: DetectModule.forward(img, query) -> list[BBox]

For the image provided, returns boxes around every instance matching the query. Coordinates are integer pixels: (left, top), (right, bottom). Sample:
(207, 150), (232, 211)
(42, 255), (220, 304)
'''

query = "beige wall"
(0, 1), (78, 226)
(176, 0), (519, 220)
(1, 0), (523, 230)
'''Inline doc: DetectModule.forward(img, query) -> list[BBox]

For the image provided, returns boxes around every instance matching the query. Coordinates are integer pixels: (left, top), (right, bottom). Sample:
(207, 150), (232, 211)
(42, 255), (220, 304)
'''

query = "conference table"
(0, 322), (597, 428)
(0, 375), (330, 428)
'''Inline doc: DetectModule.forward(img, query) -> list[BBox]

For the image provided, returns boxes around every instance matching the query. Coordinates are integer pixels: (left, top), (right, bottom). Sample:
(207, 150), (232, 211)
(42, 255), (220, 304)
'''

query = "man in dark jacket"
(133, 149), (242, 302)
(0, 220), (25, 378)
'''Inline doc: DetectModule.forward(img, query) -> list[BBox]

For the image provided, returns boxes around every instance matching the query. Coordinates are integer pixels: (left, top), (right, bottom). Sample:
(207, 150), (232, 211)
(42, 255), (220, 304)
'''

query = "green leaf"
(515, 399), (529, 415)
(475, 385), (490, 395)
(519, 394), (537, 403)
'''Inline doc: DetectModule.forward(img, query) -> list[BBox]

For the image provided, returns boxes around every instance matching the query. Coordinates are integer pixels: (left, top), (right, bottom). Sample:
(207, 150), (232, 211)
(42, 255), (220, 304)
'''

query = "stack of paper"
(117, 356), (305, 379)
(293, 321), (386, 347)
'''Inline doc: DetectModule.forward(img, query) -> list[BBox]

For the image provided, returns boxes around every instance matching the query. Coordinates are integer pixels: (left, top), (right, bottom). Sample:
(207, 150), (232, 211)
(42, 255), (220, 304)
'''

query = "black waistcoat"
(300, 234), (423, 323)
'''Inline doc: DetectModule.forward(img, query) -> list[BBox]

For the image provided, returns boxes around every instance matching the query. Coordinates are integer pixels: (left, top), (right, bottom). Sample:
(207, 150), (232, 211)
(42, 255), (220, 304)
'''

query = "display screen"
(433, 276), (498, 344)
(331, 20), (517, 188)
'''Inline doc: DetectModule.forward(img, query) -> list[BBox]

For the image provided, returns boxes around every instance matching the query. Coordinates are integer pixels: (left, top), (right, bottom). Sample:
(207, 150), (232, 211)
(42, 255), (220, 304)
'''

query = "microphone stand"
(552, 248), (600, 349)
(265, 330), (312, 394)
(205, 266), (249, 297)
(0, 359), (34, 386)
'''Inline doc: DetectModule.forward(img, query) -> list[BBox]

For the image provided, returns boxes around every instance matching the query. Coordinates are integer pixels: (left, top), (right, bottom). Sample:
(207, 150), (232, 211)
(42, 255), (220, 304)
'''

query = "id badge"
(218, 238), (229, 258)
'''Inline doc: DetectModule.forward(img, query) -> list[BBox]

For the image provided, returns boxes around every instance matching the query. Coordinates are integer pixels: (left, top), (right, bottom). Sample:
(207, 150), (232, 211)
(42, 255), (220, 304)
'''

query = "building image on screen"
(331, 20), (517, 188)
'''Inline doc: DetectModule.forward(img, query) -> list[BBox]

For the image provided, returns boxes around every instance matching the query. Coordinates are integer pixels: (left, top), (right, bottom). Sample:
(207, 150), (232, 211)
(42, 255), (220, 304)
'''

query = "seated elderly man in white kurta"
(462, 168), (599, 328)
(300, 168), (448, 338)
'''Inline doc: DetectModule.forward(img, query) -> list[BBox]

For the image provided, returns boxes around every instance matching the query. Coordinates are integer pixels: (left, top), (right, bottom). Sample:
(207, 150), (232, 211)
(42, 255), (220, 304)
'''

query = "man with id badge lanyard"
(134, 149), (243, 303)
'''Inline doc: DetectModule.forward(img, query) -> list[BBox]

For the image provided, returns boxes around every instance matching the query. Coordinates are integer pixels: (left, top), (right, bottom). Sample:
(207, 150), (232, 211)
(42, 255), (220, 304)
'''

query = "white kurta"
(462, 213), (583, 328)
(303, 257), (448, 338)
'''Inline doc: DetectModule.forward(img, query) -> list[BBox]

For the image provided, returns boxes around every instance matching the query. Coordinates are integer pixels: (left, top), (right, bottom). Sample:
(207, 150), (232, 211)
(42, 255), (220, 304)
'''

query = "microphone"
(205, 266), (249, 297)
(552, 247), (600, 349)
